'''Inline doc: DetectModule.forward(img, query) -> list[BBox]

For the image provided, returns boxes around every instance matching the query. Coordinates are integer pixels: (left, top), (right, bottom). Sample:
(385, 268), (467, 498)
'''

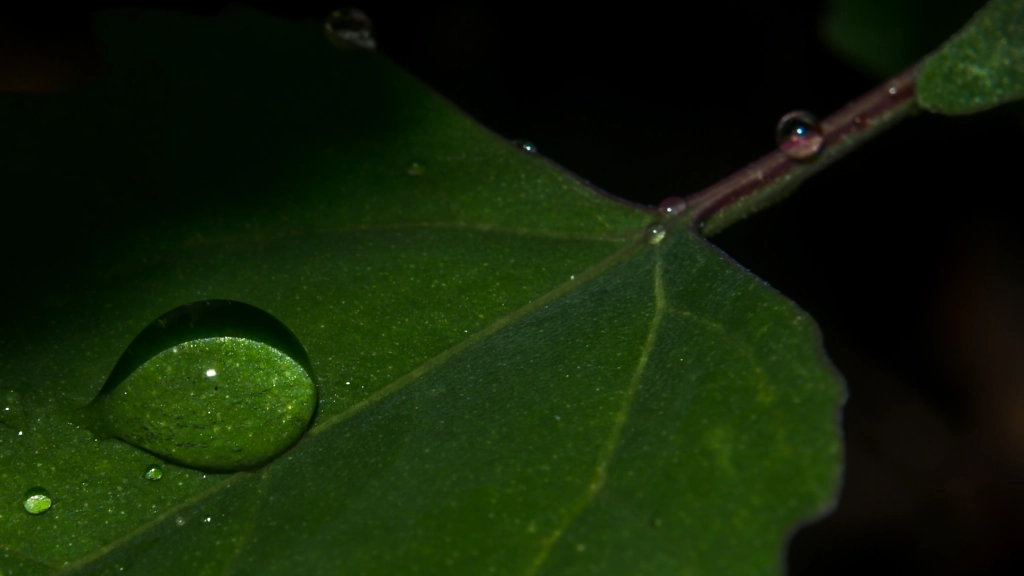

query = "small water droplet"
(658, 197), (686, 215)
(888, 86), (898, 95)
(1, 389), (27, 430)
(776, 110), (823, 160)
(407, 162), (425, 176)
(512, 140), (537, 153)
(324, 8), (376, 50)
(175, 516), (186, 527)
(88, 300), (317, 471)
(144, 465), (163, 481)
(646, 224), (666, 245)
(23, 487), (51, 515)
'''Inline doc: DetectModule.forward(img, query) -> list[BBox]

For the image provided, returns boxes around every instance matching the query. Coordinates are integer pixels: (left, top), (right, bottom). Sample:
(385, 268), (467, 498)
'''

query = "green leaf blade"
(918, 0), (1024, 114)
(0, 7), (843, 575)
(820, 0), (987, 79)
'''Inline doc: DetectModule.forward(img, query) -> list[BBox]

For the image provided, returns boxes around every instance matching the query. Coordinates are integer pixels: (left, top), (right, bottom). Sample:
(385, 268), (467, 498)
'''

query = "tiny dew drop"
(407, 162), (425, 176)
(324, 8), (376, 50)
(87, 300), (317, 471)
(512, 140), (537, 153)
(144, 465), (163, 481)
(658, 197), (686, 215)
(1, 388), (27, 430)
(775, 110), (823, 161)
(23, 487), (51, 515)
(646, 224), (667, 245)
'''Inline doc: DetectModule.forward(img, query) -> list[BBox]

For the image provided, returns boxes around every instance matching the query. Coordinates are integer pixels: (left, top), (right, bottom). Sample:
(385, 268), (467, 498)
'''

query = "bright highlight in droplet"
(206, 369), (217, 377)
(144, 465), (163, 481)
(776, 110), (824, 161)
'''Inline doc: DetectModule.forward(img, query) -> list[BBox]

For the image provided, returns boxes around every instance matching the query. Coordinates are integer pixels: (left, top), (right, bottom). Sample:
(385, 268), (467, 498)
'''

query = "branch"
(679, 64), (920, 236)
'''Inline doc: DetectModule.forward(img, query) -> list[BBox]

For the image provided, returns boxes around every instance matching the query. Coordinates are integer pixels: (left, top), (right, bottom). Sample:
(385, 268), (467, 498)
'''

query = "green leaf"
(0, 7), (843, 575)
(820, 0), (987, 78)
(918, 0), (1024, 114)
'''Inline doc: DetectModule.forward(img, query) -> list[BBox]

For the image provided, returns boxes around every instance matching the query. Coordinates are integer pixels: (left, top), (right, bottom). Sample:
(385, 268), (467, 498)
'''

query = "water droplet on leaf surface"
(144, 465), (163, 481)
(407, 162), (425, 176)
(646, 224), (666, 245)
(23, 487), (51, 515)
(775, 110), (823, 160)
(88, 300), (317, 471)
(0, 389), (26, 430)
(324, 8), (376, 50)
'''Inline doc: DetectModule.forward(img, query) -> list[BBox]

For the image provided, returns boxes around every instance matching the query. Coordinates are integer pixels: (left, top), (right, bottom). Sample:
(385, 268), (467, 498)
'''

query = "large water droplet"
(23, 487), (51, 515)
(144, 465), (163, 481)
(88, 300), (317, 471)
(324, 8), (376, 50)
(775, 110), (823, 160)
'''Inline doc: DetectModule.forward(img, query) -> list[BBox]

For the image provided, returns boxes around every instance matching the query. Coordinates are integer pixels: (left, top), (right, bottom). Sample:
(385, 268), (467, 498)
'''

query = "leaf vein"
(1, 542), (58, 570)
(50, 232), (648, 575)
(667, 309), (771, 400)
(525, 249), (666, 575)
(181, 221), (636, 250)
(220, 467), (270, 576)
(49, 472), (255, 575)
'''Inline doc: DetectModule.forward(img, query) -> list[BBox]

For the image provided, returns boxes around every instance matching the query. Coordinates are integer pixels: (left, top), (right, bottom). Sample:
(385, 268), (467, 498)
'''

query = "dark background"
(3, 1), (1024, 573)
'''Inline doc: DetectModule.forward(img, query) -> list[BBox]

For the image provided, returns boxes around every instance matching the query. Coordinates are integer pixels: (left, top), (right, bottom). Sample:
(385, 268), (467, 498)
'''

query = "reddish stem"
(683, 64), (920, 234)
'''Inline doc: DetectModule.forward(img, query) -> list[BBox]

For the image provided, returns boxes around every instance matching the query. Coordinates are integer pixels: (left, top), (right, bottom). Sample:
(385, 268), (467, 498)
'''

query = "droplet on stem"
(512, 140), (537, 153)
(775, 110), (823, 161)
(324, 8), (376, 50)
(23, 487), (51, 515)
(658, 197), (686, 215)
